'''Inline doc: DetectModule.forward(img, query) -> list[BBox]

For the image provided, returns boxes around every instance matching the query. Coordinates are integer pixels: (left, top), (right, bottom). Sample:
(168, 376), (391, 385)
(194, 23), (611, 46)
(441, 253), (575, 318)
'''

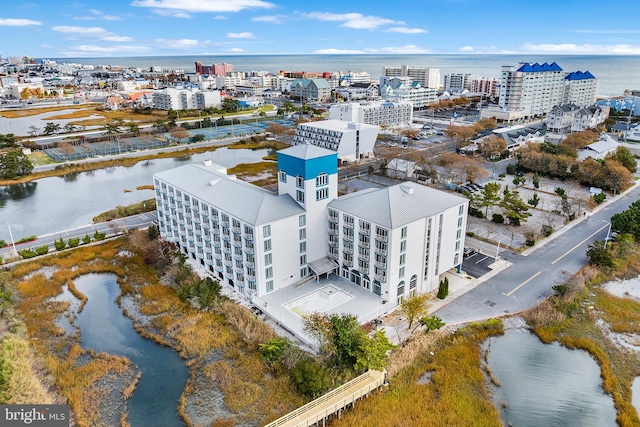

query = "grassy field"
(92, 198), (156, 222)
(0, 104), (99, 118)
(227, 162), (278, 187)
(27, 150), (57, 166)
(331, 320), (504, 427)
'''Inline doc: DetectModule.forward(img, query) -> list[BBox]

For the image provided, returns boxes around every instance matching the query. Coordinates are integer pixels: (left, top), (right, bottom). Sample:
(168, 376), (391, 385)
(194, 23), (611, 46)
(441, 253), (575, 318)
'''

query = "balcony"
(245, 261), (255, 269)
(184, 211), (192, 219)
(343, 246), (353, 254)
(204, 257), (214, 266)
(374, 274), (387, 283)
(213, 252), (222, 260)
(358, 266), (369, 275)
(203, 246), (212, 254)
(358, 241), (369, 249)
(221, 234), (231, 241)
(159, 187), (167, 195)
(246, 274), (256, 282)
(186, 235), (194, 242)
(234, 266), (244, 275)
(194, 228), (202, 236)
(212, 240), (221, 248)
(232, 239), (243, 248)
(192, 205), (199, 213)
(375, 248), (388, 256)
(224, 259), (233, 267)
(202, 234), (211, 242)
(212, 227), (220, 235)
(375, 234), (388, 243)
(360, 228), (371, 236)
(221, 220), (230, 228)
(192, 216), (201, 225)
(344, 222), (354, 229)
(343, 259), (353, 267)
(343, 234), (354, 242)
(177, 218), (185, 226)
(212, 221), (220, 229)
(232, 226), (241, 234)
(233, 253), (243, 262)
(195, 240), (203, 248)
(328, 228), (339, 236)
(328, 215), (339, 224)
(244, 233), (254, 242)
(374, 262), (387, 270)
(244, 247), (254, 255)
(328, 241), (338, 248)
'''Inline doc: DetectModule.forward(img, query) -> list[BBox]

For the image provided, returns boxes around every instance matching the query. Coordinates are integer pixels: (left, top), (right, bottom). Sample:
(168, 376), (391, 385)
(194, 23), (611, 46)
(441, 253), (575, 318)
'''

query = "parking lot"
(461, 250), (496, 278)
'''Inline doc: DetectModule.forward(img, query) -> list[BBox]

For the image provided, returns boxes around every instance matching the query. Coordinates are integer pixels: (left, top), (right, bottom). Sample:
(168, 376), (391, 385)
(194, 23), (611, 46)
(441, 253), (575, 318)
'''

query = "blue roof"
(516, 62), (563, 72)
(564, 70), (596, 80)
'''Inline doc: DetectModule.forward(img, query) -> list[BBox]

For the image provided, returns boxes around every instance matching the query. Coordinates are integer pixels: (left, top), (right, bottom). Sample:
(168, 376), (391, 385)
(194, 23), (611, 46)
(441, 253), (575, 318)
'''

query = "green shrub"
(35, 245), (49, 256)
(17, 235), (37, 244)
(291, 359), (331, 398)
(541, 224), (554, 237)
(54, 237), (67, 251)
(0, 240), (6, 248)
(437, 277), (449, 299)
(469, 207), (484, 218)
(420, 315), (445, 332)
(498, 173), (506, 178)
(19, 248), (38, 259)
(68, 237), (80, 248)
(492, 213), (504, 223)
(82, 234), (91, 244)
(592, 192), (606, 204)
(506, 164), (517, 175)
(466, 231), (475, 237)
(93, 230), (106, 241)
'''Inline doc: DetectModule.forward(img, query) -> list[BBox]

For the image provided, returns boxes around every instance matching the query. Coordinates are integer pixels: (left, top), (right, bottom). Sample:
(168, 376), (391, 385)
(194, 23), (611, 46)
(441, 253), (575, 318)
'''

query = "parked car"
(463, 247), (477, 257)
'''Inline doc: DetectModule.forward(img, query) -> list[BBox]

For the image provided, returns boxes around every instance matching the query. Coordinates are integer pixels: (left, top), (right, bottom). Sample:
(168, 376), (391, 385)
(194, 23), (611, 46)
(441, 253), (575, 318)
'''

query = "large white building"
(443, 73), (476, 93)
(382, 65), (440, 89)
(380, 77), (438, 108)
(153, 144), (467, 308)
(498, 62), (599, 119)
(292, 120), (379, 162)
(152, 86), (222, 110)
(329, 101), (413, 126)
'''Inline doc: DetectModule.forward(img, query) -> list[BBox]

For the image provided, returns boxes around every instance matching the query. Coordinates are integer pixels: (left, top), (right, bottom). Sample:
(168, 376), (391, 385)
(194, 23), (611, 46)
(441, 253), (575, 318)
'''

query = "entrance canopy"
(308, 257), (339, 278)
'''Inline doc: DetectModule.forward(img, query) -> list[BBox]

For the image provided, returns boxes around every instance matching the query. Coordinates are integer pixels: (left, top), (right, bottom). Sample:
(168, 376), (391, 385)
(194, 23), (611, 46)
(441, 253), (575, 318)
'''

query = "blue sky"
(2, 0), (640, 58)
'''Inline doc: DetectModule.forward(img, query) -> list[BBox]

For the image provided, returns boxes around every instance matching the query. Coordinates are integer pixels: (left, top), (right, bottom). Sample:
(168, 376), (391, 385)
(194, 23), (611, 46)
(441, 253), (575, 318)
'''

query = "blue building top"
(516, 62), (563, 72)
(277, 145), (338, 180)
(564, 70), (596, 80)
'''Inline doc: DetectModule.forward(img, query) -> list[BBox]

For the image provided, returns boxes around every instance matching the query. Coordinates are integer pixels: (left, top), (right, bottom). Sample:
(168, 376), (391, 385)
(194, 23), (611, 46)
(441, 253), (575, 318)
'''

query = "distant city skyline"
(1, 0), (640, 58)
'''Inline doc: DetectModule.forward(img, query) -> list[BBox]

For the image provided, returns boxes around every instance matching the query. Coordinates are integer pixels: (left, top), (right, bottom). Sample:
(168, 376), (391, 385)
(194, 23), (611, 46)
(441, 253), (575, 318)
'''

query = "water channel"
(486, 329), (617, 427)
(73, 273), (189, 426)
(0, 147), (272, 242)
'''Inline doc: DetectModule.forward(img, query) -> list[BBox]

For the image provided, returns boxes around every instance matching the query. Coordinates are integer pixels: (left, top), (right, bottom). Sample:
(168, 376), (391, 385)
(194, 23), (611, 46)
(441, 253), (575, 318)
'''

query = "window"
(459, 204), (465, 215)
(296, 190), (305, 203)
(300, 241), (307, 253)
(399, 266), (405, 278)
(265, 267), (273, 279)
(316, 188), (329, 201)
(399, 253), (406, 265)
(279, 170), (286, 182)
(296, 175), (304, 188)
(265, 253), (272, 265)
(299, 228), (306, 240)
(266, 280), (273, 292)
(264, 239), (271, 251)
(316, 173), (328, 186)
(301, 267), (308, 277)
(397, 281), (405, 304)
(300, 254), (307, 265)
(299, 215), (306, 226)
(401, 226), (407, 239)
(263, 225), (271, 237)
(400, 240), (406, 252)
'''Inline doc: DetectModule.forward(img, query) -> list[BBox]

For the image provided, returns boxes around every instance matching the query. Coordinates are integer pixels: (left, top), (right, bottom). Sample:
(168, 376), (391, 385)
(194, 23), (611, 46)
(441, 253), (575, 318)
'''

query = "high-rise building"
(498, 62), (565, 118)
(292, 120), (379, 162)
(443, 74), (476, 93)
(329, 101), (413, 126)
(563, 71), (598, 106)
(195, 62), (233, 76)
(382, 65), (440, 89)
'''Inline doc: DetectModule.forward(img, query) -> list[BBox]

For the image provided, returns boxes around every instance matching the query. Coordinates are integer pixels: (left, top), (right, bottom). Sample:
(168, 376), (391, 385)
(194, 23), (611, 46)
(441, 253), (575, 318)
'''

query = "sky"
(2, 0), (640, 58)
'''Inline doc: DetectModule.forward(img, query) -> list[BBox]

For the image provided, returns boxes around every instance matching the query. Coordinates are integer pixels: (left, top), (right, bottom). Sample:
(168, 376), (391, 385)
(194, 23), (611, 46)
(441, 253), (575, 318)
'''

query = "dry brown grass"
(45, 109), (96, 120)
(0, 104), (98, 119)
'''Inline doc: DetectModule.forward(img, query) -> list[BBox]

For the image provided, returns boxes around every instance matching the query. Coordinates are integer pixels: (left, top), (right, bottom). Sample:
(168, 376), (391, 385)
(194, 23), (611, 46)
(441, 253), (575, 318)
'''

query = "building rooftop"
(565, 70), (596, 80)
(516, 62), (563, 72)
(297, 119), (379, 132)
(155, 163), (304, 225)
(329, 182), (466, 228)
(279, 144), (336, 160)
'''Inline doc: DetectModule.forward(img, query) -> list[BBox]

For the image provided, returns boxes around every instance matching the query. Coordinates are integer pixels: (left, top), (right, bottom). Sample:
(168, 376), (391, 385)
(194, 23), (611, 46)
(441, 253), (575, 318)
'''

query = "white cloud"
(155, 38), (201, 48)
(459, 46), (474, 52)
(151, 8), (192, 18)
(0, 18), (42, 26)
(225, 47), (248, 53)
(226, 32), (255, 39)
(521, 42), (640, 55)
(130, 0), (275, 13)
(304, 12), (401, 30)
(385, 27), (426, 34)
(212, 15), (226, 20)
(53, 25), (134, 42)
(364, 45), (432, 54)
(313, 48), (365, 54)
(75, 9), (122, 21)
(66, 44), (151, 53)
(253, 14), (286, 24)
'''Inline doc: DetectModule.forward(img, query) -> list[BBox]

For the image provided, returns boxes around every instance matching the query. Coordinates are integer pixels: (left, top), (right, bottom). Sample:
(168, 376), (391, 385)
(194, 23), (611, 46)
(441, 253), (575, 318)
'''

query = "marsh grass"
(7, 237), (307, 426)
(330, 320), (504, 427)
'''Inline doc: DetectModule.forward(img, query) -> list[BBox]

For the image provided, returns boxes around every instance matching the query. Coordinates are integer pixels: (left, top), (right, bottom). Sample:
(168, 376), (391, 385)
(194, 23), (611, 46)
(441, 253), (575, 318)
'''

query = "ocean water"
(51, 54), (640, 97)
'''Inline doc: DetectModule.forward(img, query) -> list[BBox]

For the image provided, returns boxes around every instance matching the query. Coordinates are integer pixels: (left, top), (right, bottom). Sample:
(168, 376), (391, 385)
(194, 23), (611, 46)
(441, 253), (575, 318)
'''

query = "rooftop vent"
(203, 159), (212, 167)
(400, 185), (414, 195)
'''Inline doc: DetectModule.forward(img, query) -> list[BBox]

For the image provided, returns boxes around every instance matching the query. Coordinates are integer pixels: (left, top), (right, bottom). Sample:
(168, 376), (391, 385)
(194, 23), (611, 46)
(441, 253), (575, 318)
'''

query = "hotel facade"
(154, 145), (468, 309)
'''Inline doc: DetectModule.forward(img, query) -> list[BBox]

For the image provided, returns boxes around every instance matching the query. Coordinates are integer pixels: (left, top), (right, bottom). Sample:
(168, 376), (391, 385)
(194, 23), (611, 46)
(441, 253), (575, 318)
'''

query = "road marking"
(551, 224), (609, 265)
(506, 271), (542, 297)
(476, 256), (489, 264)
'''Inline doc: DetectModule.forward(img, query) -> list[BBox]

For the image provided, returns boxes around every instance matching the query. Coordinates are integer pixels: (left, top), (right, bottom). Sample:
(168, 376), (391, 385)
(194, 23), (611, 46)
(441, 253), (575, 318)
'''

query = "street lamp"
(6, 223), (17, 257)
(495, 237), (506, 261)
(602, 220), (612, 249)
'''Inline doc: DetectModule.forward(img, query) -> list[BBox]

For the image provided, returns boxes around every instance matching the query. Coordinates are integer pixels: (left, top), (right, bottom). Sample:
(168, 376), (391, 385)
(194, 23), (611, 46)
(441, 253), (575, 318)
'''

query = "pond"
(485, 329), (617, 427)
(73, 273), (189, 426)
(0, 147), (272, 242)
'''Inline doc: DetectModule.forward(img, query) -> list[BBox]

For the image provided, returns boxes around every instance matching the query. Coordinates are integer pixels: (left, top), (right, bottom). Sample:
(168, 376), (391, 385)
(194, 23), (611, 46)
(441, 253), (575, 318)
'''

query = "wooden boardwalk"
(264, 370), (386, 427)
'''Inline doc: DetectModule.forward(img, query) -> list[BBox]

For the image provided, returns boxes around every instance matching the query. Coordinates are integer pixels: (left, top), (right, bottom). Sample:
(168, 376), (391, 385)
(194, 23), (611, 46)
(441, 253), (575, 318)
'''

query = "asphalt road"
(1, 212), (157, 261)
(435, 184), (640, 324)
